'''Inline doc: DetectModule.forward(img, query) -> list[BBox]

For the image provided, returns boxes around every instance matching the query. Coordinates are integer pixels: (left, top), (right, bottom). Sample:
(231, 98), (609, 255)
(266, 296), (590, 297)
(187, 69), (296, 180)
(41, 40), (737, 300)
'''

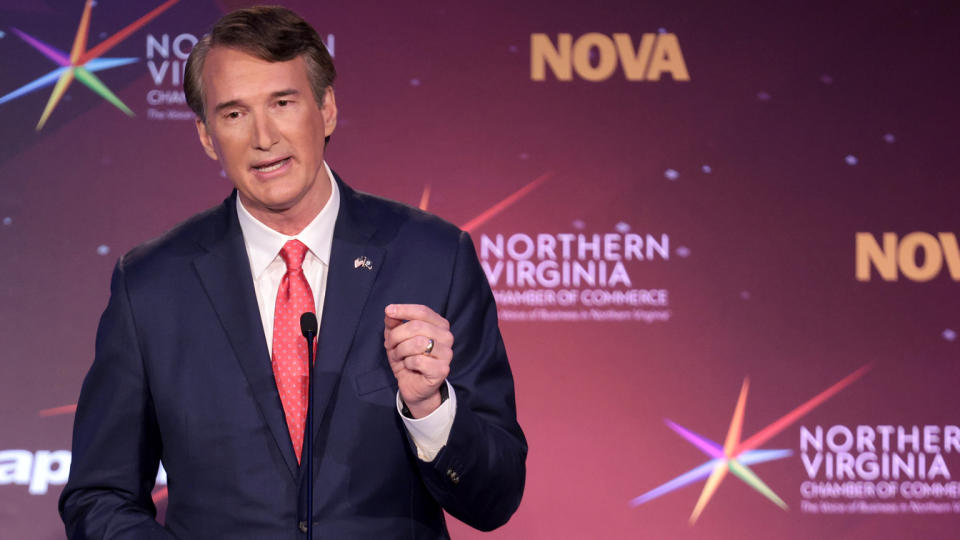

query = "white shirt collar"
(236, 161), (340, 279)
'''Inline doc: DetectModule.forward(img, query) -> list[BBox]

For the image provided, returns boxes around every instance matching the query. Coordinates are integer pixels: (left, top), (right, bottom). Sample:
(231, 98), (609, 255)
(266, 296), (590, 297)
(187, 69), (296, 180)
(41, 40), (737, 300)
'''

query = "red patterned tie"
(272, 239), (315, 463)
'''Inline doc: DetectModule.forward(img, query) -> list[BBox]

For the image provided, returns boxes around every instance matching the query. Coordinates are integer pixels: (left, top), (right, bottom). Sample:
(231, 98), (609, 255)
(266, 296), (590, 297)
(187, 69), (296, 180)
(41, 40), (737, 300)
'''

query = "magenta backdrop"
(1, 0), (959, 538)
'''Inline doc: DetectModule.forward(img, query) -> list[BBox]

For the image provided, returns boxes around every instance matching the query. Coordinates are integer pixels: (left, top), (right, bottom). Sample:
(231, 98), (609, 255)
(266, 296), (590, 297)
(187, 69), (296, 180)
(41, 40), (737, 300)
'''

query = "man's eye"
(225, 111), (241, 119)
(277, 99), (290, 107)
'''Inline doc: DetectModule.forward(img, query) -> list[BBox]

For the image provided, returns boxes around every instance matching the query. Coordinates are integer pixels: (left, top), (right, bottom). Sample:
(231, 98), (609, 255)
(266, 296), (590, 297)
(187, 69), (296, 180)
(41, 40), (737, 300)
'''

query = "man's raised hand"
(384, 304), (454, 418)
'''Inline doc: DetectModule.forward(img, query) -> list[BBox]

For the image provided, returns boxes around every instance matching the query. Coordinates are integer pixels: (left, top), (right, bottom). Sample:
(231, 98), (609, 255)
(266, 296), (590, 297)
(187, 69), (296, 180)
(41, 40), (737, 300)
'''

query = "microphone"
(300, 312), (318, 339)
(299, 312), (318, 538)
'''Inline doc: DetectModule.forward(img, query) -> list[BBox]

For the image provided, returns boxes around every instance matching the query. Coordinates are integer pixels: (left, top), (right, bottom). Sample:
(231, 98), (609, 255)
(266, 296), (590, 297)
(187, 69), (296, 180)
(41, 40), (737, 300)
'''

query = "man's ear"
(195, 118), (219, 161)
(321, 86), (337, 137)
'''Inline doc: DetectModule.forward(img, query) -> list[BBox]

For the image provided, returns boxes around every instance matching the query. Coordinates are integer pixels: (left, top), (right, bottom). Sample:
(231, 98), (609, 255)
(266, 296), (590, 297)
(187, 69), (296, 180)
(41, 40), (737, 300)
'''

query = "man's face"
(195, 47), (336, 227)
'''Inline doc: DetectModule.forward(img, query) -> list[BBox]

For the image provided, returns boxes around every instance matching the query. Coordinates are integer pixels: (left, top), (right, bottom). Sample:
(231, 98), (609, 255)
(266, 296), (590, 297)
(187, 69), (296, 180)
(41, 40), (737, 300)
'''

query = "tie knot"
(279, 239), (309, 272)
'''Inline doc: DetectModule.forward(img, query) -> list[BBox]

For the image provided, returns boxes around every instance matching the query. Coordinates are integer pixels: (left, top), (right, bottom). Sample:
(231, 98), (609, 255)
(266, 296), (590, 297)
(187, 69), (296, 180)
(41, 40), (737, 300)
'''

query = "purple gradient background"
(1, 0), (959, 538)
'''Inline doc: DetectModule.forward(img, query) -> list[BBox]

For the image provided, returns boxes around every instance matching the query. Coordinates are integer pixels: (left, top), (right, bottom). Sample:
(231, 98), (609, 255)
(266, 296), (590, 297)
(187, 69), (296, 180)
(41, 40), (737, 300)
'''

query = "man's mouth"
(252, 157), (291, 173)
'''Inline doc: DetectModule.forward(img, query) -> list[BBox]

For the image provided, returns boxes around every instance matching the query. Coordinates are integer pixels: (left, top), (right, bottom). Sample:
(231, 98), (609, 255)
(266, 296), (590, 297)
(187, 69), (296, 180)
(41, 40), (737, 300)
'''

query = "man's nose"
(251, 112), (279, 150)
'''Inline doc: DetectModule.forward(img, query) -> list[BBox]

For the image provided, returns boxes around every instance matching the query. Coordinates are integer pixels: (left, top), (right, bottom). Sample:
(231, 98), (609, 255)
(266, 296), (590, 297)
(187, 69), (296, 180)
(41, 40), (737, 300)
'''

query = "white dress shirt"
(235, 162), (454, 461)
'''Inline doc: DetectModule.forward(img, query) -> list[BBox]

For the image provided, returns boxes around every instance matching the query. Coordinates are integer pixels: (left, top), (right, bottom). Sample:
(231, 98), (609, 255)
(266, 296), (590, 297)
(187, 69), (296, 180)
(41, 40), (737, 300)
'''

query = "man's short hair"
(184, 6), (336, 123)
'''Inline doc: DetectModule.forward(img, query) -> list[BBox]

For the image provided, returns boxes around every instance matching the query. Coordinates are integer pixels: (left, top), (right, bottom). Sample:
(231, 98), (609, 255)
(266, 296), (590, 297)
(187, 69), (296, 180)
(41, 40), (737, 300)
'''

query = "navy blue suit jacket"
(59, 176), (527, 539)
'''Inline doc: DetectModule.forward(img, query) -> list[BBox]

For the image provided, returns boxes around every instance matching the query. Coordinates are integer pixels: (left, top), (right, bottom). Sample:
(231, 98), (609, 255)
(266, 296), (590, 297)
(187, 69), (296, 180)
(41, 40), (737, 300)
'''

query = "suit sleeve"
(416, 230), (528, 531)
(59, 258), (176, 539)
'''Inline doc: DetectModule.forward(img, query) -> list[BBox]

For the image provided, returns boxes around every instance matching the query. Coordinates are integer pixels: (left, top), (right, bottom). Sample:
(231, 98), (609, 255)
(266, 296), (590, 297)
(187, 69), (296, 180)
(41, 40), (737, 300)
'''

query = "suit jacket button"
(299, 520), (308, 533)
(446, 468), (460, 484)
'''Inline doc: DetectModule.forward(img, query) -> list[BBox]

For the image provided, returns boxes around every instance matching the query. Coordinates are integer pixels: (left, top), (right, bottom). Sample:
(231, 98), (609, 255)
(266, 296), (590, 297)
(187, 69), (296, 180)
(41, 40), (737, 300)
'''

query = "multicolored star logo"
(631, 364), (871, 524)
(0, 0), (179, 130)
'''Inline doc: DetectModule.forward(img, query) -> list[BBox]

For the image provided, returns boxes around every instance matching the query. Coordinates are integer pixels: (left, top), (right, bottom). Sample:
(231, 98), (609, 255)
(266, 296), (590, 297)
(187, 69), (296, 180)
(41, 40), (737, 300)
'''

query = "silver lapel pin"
(354, 256), (373, 270)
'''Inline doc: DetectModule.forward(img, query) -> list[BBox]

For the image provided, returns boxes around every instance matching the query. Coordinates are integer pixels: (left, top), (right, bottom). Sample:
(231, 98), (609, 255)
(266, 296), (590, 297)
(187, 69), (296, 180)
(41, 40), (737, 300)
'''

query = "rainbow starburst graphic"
(0, 0), (179, 130)
(630, 365), (871, 524)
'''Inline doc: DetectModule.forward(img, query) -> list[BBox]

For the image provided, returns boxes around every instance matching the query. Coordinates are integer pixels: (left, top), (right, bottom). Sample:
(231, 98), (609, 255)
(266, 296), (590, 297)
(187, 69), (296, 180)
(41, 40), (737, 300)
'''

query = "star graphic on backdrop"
(0, 0), (179, 130)
(630, 365), (871, 524)
(417, 171), (553, 233)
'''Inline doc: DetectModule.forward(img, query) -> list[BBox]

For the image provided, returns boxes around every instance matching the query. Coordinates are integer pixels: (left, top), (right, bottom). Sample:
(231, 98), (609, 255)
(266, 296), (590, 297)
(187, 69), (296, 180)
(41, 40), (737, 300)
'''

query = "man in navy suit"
(59, 6), (526, 538)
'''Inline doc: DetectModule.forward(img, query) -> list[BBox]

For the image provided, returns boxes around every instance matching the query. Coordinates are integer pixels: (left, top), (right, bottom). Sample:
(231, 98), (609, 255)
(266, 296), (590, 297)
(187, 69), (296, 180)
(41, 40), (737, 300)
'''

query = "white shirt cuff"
(396, 381), (456, 462)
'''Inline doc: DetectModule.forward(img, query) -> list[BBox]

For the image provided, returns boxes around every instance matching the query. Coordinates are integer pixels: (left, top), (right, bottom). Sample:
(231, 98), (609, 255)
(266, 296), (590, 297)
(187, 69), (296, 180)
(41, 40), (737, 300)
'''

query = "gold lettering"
(614, 33), (656, 80)
(572, 33), (617, 81)
(531, 33), (572, 81)
(898, 232), (942, 282)
(937, 233), (960, 280)
(856, 232), (897, 281)
(646, 33), (690, 81)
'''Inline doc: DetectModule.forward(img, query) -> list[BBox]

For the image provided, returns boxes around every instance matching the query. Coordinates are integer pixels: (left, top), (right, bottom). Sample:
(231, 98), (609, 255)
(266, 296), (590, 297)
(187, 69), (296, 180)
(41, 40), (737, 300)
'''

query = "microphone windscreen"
(300, 312), (318, 337)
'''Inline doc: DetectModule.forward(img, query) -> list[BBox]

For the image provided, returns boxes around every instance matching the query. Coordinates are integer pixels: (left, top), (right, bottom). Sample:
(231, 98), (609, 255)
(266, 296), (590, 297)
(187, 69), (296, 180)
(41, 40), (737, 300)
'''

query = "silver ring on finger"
(424, 338), (435, 356)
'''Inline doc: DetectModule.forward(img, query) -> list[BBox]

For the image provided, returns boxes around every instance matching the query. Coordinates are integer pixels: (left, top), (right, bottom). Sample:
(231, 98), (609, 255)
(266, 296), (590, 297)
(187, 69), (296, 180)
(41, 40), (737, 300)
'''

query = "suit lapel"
(189, 177), (386, 476)
(192, 194), (300, 479)
(311, 176), (384, 444)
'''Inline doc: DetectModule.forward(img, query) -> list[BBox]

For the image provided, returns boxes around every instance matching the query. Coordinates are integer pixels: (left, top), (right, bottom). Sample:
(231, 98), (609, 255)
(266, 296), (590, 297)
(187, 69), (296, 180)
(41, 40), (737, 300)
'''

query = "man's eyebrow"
(212, 90), (300, 114)
(213, 99), (243, 114)
(270, 89), (300, 99)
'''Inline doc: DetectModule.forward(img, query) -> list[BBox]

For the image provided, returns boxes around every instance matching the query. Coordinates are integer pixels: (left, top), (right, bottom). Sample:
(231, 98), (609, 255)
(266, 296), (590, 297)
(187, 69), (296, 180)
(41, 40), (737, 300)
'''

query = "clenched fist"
(384, 304), (454, 418)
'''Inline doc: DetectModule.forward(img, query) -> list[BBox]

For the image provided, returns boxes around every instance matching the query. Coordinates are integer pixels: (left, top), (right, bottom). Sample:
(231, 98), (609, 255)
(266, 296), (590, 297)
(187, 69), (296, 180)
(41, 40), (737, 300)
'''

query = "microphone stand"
(300, 313), (318, 538)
